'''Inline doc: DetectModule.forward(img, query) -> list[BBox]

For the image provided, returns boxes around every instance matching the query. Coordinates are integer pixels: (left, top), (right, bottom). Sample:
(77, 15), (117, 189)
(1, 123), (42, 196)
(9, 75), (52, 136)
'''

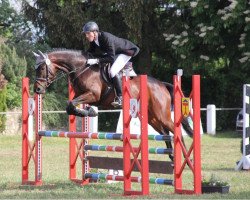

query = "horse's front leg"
(66, 92), (99, 117)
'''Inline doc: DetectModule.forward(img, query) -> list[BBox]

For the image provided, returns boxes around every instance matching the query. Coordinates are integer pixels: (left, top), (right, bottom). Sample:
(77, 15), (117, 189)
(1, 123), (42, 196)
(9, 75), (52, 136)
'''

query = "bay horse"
(33, 49), (193, 161)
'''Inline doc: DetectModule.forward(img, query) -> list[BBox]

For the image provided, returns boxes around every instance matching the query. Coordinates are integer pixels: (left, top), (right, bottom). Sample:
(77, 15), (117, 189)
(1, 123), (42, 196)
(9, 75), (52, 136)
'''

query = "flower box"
(202, 185), (230, 194)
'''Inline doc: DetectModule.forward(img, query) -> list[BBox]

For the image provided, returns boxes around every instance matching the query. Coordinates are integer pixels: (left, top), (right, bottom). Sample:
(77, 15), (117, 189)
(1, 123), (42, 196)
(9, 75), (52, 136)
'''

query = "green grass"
(0, 131), (250, 199)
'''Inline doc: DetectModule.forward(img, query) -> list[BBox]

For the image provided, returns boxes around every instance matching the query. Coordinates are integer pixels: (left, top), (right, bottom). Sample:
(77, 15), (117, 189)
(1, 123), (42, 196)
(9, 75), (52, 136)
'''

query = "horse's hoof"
(87, 107), (98, 117)
(75, 108), (89, 117)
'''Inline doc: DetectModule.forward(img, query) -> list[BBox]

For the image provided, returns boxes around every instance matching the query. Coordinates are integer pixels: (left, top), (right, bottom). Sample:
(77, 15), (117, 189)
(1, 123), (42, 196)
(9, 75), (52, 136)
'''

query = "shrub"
(0, 86), (7, 132)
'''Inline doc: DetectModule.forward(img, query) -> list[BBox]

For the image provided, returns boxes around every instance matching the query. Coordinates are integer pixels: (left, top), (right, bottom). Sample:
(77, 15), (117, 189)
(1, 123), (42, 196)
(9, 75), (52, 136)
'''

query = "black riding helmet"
(82, 21), (99, 33)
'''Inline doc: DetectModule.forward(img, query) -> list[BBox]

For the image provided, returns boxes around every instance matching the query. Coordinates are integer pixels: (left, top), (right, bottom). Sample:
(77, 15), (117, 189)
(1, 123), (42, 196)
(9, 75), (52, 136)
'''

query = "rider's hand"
(86, 59), (99, 65)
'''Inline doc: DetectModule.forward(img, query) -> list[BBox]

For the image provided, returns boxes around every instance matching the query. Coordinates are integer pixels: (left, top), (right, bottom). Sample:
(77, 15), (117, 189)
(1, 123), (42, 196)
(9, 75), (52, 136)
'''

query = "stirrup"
(111, 96), (122, 107)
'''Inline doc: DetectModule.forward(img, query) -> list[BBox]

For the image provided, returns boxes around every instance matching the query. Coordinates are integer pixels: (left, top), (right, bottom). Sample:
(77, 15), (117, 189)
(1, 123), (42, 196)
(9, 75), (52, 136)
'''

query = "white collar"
(94, 38), (99, 46)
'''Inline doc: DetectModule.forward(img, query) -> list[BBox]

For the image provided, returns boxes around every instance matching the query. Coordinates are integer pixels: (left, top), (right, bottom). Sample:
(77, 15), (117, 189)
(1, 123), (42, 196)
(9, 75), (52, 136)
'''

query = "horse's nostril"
(36, 87), (41, 93)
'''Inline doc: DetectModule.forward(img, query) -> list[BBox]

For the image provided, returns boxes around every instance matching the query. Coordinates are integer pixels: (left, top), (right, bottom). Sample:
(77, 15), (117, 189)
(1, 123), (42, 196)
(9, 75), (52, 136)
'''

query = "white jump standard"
(236, 84), (250, 170)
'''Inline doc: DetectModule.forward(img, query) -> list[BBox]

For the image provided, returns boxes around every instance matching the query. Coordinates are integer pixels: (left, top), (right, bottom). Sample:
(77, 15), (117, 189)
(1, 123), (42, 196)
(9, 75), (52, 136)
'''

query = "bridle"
(35, 53), (92, 90)
(35, 57), (55, 90)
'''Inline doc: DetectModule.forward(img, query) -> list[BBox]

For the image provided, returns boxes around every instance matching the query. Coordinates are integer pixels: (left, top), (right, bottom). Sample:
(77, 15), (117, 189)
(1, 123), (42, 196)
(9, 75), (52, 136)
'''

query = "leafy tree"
(162, 0), (250, 129)
(22, 0), (90, 49)
(0, 0), (31, 112)
(1, 0), (50, 81)
(0, 85), (7, 132)
(0, 1), (60, 132)
(0, 0), (31, 41)
(21, 0), (250, 130)
(0, 43), (27, 108)
(22, 0), (160, 73)
(0, 37), (7, 132)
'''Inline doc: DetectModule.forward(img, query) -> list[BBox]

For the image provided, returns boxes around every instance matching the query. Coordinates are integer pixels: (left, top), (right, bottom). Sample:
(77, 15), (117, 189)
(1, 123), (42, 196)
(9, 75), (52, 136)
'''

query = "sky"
(9, 0), (22, 12)
(9, 0), (35, 13)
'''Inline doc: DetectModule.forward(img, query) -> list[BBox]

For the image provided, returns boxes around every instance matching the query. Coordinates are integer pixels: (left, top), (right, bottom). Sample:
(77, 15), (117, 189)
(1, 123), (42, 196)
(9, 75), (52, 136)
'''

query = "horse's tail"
(162, 81), (193, 138)
(181, 117), (194, 138)
(162, 82), (174, 107)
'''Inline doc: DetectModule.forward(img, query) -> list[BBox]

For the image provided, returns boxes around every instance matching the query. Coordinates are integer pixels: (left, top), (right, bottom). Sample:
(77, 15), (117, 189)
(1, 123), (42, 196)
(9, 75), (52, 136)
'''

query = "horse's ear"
(38, 50), (47, 59)
(33, 51), (44, 69)
(32, 51), (40, 58)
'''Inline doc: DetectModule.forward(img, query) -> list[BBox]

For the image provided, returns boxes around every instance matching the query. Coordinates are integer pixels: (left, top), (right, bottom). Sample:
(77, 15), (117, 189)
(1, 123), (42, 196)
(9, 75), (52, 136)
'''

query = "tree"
(21, 0), (250, 130)
(162, 0), (250, 129)
(0, 85), (7, 132)
(0, 38), (7, 132)
(22, 0), (172, 73)
(0, 43), (27, 108)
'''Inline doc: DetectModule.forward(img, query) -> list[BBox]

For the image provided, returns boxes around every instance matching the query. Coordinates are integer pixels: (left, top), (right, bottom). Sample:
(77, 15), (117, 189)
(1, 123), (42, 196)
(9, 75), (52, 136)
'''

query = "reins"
(72, 65), (92, 83)
(35, 60), (92, 88)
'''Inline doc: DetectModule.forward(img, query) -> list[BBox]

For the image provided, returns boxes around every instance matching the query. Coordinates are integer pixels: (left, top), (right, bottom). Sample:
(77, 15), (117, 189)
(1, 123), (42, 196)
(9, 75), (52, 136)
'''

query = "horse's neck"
(51, 52), (94, 88)
(53, 53), (86, 74)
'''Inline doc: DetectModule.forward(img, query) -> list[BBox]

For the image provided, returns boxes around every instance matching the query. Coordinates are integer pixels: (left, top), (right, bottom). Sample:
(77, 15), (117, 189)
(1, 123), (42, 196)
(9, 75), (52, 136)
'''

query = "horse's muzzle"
(34, 83), (46, 94)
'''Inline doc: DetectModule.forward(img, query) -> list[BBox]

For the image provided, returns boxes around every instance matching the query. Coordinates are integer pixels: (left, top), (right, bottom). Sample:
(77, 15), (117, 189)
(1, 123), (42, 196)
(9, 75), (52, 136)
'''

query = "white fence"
(0, 106), (241, 135)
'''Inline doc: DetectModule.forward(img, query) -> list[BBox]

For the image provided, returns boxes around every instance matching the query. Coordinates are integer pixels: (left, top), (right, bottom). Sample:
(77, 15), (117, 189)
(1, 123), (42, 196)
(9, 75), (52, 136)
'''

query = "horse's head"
(33, 50), (57, 94)
(33, 49), (90, 94)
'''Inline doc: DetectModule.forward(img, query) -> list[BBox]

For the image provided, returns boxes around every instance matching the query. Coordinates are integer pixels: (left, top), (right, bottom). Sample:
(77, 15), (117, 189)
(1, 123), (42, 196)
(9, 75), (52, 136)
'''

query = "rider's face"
(85, 31), (97, 42)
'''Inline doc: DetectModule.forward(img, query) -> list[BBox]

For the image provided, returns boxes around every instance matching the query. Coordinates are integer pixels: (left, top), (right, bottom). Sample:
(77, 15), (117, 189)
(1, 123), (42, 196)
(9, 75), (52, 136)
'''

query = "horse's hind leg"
(158, 114), (192, 163)
(162, 120), (175, 161)
(162, 128), (174, 161)
(181, 116), (193, 137)
(66, 101), (98, 117)
(151, 117), (191, 163)
(148, 111), (175, 161)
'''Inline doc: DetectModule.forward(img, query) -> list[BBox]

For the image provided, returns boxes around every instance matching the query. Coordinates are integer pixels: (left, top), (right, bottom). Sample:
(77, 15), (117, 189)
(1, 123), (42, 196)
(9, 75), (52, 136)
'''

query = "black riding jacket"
(87, 31), (140, 64)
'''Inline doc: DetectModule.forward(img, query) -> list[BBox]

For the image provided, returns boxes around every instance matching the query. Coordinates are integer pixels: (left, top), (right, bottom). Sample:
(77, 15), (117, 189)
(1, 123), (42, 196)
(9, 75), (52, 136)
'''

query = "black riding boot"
(111, 74), (122, 107)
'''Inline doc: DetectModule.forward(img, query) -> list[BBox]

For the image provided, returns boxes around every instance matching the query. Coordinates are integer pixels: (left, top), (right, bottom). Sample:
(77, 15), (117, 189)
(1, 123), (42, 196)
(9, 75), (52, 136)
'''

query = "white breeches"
(110, 54), (131, 78)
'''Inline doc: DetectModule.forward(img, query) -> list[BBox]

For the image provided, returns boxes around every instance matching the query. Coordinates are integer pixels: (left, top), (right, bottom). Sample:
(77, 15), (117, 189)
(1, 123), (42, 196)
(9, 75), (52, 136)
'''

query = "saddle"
(99, 62), (137, 105)
(100, 62), (137, 86)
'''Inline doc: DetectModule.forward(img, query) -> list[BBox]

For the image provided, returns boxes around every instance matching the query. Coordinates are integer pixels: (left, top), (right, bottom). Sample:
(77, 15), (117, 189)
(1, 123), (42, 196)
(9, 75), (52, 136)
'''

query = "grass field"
(1, 131), (250, 199)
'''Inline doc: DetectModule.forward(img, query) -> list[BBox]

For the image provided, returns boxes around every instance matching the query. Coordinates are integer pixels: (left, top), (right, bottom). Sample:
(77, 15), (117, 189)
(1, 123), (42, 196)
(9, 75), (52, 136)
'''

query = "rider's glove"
(86, 59), (99, 65)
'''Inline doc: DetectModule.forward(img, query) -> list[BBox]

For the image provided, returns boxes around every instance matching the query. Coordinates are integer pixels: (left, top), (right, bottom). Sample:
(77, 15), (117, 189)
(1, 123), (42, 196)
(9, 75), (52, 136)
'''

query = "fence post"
(206, 104), (216, 135)
(236, 84), (250, 170)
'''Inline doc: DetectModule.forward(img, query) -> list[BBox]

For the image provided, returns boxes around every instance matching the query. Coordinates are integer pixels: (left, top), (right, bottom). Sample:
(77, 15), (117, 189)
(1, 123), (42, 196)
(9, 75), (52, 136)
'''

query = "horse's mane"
(47, 48), (90, 58)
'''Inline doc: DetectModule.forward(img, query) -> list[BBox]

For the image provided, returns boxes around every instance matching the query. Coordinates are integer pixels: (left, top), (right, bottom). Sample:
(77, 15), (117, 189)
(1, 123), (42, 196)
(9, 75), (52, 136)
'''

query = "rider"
(82, 21), (140, 107)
